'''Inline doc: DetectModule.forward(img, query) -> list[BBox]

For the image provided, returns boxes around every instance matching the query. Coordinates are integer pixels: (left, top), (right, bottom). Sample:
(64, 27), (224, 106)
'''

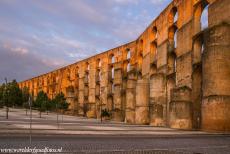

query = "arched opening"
(140, 39), (144, 52)
(127, 63), (131, 72)
(194, 0), (209, 33)
(97, 59), (101, 68)
(112, 83), (115, 94)
(126, 49), (131, 59)
(111, 54), (115, 63)
(86, 62), (90, 71)
(168, 52), (177, 74)
(75, 66), (79, 79)
(201, 3), (209, 30)
(150, 64), (157, 77)
(193, 36), (204, 63)
(150, 41), (157, 62)
(174, 12), (178, 23)
(169, 7), (178, 25)
(152, 26), (158, 40)
(137, 71), (142, 80)
(84, 62), (90, 88)
(201, 43), (205, 55)
(138, 53), (143, 71)
(99, 70), (102, 81)
(168, 7), (178, 49)
(112, 67), (114, 79)
(174, 29), (178, 48)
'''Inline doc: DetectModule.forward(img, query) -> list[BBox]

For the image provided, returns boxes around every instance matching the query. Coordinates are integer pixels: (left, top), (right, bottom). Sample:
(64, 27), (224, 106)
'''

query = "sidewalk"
(0, 108), (229, 136)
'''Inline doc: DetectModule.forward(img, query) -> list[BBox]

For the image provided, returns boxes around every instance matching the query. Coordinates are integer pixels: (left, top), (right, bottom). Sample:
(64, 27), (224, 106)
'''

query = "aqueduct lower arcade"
(19, 0), (230, 132)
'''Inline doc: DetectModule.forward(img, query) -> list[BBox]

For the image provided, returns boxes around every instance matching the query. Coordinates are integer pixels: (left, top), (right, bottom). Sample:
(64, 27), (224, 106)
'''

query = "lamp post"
(28, 96), (32, 144)
(4, 78), (9, 119)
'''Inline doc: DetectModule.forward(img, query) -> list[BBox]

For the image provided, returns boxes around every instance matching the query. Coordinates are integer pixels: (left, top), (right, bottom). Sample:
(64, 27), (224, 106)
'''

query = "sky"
(0, 0), (175, 83)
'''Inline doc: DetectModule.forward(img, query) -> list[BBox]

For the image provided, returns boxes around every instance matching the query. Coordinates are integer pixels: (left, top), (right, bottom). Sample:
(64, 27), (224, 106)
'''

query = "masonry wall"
(19, 0), (230, 132)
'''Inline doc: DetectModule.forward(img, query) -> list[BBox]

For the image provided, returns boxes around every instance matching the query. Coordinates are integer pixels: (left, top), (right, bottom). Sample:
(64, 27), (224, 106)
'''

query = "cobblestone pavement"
(0, 135), (230, 154)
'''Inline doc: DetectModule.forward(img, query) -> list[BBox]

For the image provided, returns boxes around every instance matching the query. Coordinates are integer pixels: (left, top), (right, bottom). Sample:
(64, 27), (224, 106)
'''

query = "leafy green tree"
(34, 91), (49, 118)
(53, 92), (69, 120)
(45, 98), (53, 115)
(7, 80), (23, 107)
(0, 84), (5, 108)
(21, 87), (30, 115)
(49, 99), (58, 112)
(2, 81), (12, 119)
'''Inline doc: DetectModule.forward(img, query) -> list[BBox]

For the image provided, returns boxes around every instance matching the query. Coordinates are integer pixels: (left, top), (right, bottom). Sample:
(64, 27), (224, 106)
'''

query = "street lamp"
(28, 96), (32, 144)
(4, 78), (9, 119)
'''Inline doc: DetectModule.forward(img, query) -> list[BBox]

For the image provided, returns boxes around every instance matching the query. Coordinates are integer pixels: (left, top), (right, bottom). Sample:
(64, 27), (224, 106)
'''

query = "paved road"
(0, 108), (230, 153)
(0, 134), (230, 154)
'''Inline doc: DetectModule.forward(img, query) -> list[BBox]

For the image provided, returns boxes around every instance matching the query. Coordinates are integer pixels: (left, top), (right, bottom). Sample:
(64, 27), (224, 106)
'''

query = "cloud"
(0, 43), (66, 83)
(150, 0), (167, 5)
(3, 43), (28, 55)
(113, 0), (140, 5)
(0, 0), (171, 83)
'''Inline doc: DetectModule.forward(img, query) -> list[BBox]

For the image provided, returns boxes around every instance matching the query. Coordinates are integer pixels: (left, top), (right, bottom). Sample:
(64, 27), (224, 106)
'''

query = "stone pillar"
(66, 86), (75, 113)
(87, 63), (97, 118)
(169, 86), (192, 129)
(73, 86), (79, 115)
(149, 73), (167, 126)
(100, 62), (109, 113)
(95, 73), (101, 119)
(135, 79), (150, 125)
(112, 63), (123, 122)
(125, 72), (136, 124)
(202, 23), (230, 131)
(78, 77), (84, 116)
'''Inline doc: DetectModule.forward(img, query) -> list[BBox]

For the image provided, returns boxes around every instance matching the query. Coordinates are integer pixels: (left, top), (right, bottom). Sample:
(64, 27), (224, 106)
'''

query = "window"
(127, 49), (131, 59)
(201, 5), (209, 30)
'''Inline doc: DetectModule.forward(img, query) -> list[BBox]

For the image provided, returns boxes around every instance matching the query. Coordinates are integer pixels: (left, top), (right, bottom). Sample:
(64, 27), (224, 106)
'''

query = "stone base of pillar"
(112, 110), (123, 122)
(135, 107), (149, 125)
(86, 103), (96, 118)
(150, 118), (165, 127)
(202, 96), (230, 132)
(169, 101), (192, 129)
(125, 109), (135, 124)
(149, 103), (165, 127)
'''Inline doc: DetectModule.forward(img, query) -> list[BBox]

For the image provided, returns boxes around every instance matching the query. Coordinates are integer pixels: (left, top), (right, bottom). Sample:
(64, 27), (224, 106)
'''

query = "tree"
(0, 84), (5, 108)
(34, 91), (49, 118)
(45, 98), (53, 115)
(7, 80), (23, 107)
(53, 92), (69, 121)
(21, 87), (30, 115)
(2, 80), (12, 119)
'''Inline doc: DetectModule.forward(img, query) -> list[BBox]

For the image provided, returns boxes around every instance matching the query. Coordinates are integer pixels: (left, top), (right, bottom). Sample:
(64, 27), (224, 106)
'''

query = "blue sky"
(0, 0), (172, 82)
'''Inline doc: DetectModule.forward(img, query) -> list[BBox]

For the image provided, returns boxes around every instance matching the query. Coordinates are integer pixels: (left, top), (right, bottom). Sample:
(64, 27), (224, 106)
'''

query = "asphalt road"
(0, 134), (230, 154)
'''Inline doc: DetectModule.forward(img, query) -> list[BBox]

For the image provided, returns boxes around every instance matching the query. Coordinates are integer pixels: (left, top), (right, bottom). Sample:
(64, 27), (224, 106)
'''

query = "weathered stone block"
(157, 41), (167, 68)
(126, 89), (136, 110)
(176, 53), (192, 88)
(203, 25), (230, 97)
(136, 79), (149, 107)
(135, 107), (149, 125)
(149, 103), (165, 126)
(169, 101), (192, 129)
(125, 109), (135, 124)
(209, 0), (230, 27)
(202, 96), (230, 131)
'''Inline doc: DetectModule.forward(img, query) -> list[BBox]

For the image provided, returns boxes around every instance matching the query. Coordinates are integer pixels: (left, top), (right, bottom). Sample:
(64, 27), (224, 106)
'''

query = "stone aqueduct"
(19, 0), (230, 131)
